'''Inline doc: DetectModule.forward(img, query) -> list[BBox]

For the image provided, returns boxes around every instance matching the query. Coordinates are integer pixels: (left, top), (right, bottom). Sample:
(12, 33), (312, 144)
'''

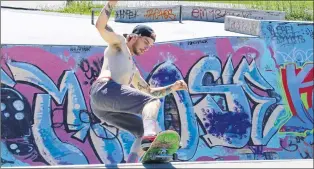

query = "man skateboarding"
(89, 0), (187, 163)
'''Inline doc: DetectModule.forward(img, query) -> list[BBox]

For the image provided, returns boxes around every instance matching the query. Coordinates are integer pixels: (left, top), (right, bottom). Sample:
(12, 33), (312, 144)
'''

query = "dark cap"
(131, 25), (156, 41)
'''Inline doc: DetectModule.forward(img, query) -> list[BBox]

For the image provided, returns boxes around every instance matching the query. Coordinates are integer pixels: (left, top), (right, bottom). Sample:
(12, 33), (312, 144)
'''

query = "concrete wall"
(225, 16), (314, 37)
(1, 33), (313, 166)
(182, 6), (285, 23)
(114, 5), (180, 23)
(224, 16), (261, 36)
(114, 5), (285, 23)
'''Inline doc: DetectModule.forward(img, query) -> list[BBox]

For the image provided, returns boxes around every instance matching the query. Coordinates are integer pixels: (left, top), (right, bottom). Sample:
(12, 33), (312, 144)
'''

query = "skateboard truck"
(150, 148), (178, 161)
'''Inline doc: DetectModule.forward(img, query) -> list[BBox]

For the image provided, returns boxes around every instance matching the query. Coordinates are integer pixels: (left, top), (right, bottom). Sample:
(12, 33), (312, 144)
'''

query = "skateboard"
(141, 130), (180, 164)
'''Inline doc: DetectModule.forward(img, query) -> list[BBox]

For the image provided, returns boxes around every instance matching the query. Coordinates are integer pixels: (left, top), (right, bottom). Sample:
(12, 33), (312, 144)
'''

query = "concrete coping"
(109, 5), (286, 23)
(182, 5), (286, 14)
(225, 16), (314, 24)
(224, 16), (261, 36)
(89, 5), (288, 25)
(94, 4), (287, 14)
(224, 15), (313, 36)
(92, 5), (181, 11)
(91, 5), (286, 16)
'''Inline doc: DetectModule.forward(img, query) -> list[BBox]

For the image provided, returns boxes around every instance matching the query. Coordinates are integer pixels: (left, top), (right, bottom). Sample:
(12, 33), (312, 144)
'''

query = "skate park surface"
(1, 4), (314, 169)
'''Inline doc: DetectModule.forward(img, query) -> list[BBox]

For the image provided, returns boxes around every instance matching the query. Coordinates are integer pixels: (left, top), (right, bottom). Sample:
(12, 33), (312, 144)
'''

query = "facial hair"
(132, 44), (140, 56)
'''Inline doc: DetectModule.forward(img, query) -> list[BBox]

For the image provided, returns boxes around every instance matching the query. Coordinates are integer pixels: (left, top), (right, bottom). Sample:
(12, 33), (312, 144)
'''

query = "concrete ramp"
(1, 34), (313, 167)
(0, 9), (313, 168)
(3, 160), (313, 168)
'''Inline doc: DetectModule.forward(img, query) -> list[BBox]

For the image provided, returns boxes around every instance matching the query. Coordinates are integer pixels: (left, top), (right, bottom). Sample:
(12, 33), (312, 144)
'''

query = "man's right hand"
(95, 0), (120, 45)
(127, 34), (139, 44)
(108, 0), (118, 5)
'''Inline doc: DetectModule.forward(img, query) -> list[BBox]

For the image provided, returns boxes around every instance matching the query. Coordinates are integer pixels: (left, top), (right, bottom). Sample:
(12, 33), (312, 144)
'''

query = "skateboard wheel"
(173, 153), (178, 161)
(142, 147), (149, 151)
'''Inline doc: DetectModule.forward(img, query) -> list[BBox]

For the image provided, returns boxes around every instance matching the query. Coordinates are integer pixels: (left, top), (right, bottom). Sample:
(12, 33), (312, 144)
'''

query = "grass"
(45, 1), (313, 21)
(44, 1), (113, 17)
(198, 0), (314, 21)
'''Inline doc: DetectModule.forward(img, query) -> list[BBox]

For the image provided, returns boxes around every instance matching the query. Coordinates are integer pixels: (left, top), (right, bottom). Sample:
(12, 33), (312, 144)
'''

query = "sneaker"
(141, 135), (156, 151)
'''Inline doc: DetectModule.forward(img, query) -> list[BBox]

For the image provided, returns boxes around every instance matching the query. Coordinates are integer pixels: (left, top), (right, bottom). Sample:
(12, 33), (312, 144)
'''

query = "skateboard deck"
(141, 130), (180, 164)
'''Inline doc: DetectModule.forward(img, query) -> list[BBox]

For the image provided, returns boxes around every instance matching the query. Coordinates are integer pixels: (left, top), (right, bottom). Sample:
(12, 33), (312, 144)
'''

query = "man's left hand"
(172, 80), (188, 91)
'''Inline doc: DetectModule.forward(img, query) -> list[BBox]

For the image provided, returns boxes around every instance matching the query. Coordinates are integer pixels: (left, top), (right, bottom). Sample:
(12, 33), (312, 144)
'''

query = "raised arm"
(95, 1), (120, 45)
(131, 68), (188, 98)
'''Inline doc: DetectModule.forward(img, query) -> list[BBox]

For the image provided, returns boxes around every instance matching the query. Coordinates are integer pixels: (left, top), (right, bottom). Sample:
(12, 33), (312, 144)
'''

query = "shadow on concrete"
(103, 162), (176, 169)
(142, 162), (176, 168)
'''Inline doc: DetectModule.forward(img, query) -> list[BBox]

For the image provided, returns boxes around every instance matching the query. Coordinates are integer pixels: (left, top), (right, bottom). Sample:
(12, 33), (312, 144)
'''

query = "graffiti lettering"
(188, 55), (284, 147)
(226, 17), (259, 35)
(187, 40), (208, 46)
(267, 25), (306, 46)
(280, 138), (298, 152)
(70, 46), (91, 53)
(1, 85), (46, 165)
(144, 8), (176, 20)
(280, 63), (313, 132)
(147, 62), (198, 161)
(305, 27), (314, 39)
(277, 35), (305, 46)
(262, 152), (279, 160)
(215, 9), (225, 20)
(280, 135), (313, 159)
(1, 31), (313, 166)
(276, 49), (313, 64)
(79, 58), (103, 85)
(240, 152), (279, 160)
(3, 61), (124, 164)
(191, 8), (263, 21)
(191, 8), (215, 21)
(115, 9), (138, 20)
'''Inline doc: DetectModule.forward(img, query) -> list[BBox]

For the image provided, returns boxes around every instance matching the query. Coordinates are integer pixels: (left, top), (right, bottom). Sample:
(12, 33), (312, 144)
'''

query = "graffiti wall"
(115, 6), (179, 23)
(1, 26), (313, 166)
(113, 5), (285, 23)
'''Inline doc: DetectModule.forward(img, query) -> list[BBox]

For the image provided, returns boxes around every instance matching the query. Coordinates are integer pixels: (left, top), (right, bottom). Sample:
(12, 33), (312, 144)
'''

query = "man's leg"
(90, 80), (163, 155)
(99, 111), (144, 163)
(127, 138), (141, 163)
(142, 99), (162, 136)
(140, 99), (164, 151)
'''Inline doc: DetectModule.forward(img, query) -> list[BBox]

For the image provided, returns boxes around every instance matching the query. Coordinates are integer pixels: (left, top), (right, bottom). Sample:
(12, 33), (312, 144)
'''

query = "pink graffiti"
(216, 38), (260, 65)
(134, 44), (205, 77)
(1, 46), (102, 165)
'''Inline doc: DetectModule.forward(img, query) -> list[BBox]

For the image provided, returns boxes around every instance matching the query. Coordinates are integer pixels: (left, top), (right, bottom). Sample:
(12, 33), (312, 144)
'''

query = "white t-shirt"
(97, 35), (136, 85)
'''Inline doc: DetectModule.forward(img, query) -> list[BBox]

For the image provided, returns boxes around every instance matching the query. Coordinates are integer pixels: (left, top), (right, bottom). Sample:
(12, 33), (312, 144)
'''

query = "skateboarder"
(89, 0), (187, 163)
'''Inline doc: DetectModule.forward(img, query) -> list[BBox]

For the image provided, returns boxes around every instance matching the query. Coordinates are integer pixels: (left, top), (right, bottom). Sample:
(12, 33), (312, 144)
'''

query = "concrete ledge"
(114, 5), (181, 23)
(110, 5), (285, 23)
(224, 16), (261, 36)
(224, 16), (314, 36)
(182, 6), (285, 23)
